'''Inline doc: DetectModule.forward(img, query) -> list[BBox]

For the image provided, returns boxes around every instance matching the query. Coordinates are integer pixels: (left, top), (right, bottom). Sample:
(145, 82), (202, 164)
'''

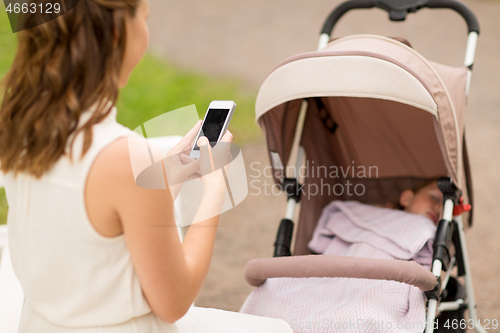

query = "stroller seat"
(241, 200), (437, 332)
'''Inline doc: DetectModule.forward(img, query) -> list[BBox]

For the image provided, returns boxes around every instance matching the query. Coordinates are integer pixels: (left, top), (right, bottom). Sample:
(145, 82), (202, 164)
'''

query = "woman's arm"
(85, 132), (232, 324)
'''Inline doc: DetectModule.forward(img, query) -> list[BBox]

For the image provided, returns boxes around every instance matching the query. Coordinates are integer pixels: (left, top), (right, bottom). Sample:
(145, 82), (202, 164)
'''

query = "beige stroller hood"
(255, 34), (472, 255)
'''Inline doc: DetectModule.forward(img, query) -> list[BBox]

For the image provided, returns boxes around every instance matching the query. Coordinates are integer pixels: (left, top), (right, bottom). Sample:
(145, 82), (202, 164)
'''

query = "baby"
(399, 179), (443, 225)
(377, 179), (443, 224)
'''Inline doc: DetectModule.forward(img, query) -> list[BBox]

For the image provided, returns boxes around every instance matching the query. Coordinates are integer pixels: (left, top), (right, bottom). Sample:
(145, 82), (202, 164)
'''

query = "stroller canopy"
(255, 35), (471, 254)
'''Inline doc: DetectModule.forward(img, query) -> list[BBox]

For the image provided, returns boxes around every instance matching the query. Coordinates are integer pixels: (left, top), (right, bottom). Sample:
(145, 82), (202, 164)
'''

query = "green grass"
(0, 188), (7, 224)
(0, 10), (15, 225)
(116, 54), (260, 145)
(0, 11), (261, 225)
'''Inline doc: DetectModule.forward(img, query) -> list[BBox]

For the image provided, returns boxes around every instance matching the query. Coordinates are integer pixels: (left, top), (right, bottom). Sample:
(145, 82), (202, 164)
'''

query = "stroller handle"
(245, 255), (438, 292)
(321, 0), (480, 36)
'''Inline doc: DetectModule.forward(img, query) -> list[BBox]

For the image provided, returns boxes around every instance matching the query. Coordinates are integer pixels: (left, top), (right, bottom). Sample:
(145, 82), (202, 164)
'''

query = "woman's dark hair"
(0, 0), (142, 178)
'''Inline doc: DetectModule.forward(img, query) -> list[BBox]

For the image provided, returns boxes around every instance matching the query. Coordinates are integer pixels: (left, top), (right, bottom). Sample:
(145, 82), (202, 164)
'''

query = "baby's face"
(400, 182), (443, 224)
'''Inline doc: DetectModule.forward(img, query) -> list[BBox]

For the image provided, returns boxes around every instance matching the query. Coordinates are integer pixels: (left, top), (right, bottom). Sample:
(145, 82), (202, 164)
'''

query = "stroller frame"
(265, 1), (483, 333)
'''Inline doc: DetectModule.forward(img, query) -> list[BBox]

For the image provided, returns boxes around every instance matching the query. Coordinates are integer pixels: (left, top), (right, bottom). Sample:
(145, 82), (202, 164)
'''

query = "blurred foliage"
(0, 188), (6, 225)
(116, 54), (260, 145)
(0, 8), (16, 77)
(1, 11), (14, 224)
(0, 10), (261, 225)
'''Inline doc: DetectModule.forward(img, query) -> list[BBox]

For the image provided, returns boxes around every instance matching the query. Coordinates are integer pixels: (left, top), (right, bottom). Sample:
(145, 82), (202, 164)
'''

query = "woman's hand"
(163, 121), (202, 200)
(166, 120), (201, 158)
(163, 153), (200, 201)
(191, 131), (233, 224)
(197, 130), (233, 191)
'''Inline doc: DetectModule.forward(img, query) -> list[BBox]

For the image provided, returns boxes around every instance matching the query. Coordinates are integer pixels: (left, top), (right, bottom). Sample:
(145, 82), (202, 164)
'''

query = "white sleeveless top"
(4, 103), (151, 327)
(4, 103), (293, 333)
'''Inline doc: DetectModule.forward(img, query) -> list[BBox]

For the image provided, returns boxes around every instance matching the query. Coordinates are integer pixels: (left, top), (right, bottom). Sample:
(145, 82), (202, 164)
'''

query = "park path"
(147, 0), (500, 328)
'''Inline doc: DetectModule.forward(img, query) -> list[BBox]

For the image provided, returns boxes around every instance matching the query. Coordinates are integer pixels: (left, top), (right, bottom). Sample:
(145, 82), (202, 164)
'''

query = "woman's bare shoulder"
(86, 136), (175, 237)
(88, 135), (173, 215)
(89, 135), (162, 185)
(92, 137), (134, 181)
(85, 137), (135, 237)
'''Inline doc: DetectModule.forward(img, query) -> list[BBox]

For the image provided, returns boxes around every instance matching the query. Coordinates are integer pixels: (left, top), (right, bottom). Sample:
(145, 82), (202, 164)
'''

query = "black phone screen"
(193, 108), (229, 150)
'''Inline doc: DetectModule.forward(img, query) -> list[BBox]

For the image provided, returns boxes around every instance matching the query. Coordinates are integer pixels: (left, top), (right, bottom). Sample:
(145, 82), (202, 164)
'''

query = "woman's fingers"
(179, 153), (196, 165)
(197, 136), (210, 148)
(220, 130), (233, 143)
(182, 157), (201, 175)
(197, 136), (216, 175)
(167, 120), (202, 155)
(188, 172), (202, 180)
(215, 131), (233, 169)
(186, 119), (202, 140)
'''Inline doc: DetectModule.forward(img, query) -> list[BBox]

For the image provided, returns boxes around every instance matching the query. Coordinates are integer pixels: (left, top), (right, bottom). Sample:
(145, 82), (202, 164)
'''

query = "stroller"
(242, 1), (485, 332)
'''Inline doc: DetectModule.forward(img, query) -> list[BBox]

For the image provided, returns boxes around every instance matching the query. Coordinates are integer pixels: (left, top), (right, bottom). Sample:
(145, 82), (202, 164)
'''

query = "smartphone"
(189, 100), (236, 159)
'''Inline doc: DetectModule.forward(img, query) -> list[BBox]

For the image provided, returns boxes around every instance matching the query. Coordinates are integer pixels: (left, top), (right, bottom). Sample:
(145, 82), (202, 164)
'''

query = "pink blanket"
(240, 201), (436, 333)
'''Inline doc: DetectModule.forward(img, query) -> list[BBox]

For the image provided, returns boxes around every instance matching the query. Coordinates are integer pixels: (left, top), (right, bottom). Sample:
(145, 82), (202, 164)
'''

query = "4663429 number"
(6, 2), (62, 14)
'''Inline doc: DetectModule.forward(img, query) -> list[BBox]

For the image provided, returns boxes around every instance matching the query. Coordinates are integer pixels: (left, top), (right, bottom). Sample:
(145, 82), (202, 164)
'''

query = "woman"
(0, 0), (291, 332)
